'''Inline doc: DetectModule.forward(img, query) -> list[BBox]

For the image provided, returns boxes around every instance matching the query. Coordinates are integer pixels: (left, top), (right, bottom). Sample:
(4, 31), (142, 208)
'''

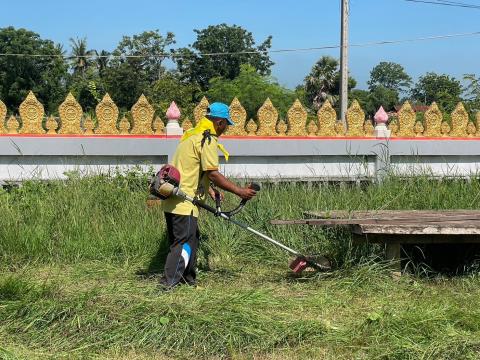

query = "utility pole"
(339, 0), (349, 127)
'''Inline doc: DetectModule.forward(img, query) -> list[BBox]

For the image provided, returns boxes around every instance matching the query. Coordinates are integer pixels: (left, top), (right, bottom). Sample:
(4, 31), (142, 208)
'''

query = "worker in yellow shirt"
(160, 102), (256, 289)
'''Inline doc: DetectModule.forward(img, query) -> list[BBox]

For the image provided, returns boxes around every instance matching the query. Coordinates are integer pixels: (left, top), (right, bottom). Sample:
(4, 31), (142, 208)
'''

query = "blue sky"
(1, 0), (479, 90)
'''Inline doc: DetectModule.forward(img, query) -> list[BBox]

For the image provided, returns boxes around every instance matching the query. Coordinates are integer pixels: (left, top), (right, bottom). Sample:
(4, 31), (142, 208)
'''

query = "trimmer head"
(289, 255), (331, 273)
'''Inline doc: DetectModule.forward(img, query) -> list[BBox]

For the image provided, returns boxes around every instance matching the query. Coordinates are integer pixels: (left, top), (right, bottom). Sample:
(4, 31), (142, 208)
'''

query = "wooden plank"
(271, 216), (480, 226)
(385, 243), (401, 272)
(360, 234), (480, 244)
(305, 210), (480, 220)
(354, 223), (480, 235)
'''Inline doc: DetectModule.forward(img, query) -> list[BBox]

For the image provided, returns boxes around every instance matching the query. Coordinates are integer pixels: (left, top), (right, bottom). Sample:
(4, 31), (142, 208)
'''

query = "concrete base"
(165, 121), (183, 136)
(374, 124), (391, 138)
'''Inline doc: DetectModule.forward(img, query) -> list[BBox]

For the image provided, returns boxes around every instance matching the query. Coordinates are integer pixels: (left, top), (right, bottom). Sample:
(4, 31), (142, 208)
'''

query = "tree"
(303, 56), (356, 111)
(464, 74), (480, 113)
(104, 30), (175, 110)
(411, 72), (462, 112)
(175, 24), (273, 90)
(0, 27), (69, 112)
(367, 61), (411, 93)
(205, 64), (296, 119)
(69, 37), (97, 77)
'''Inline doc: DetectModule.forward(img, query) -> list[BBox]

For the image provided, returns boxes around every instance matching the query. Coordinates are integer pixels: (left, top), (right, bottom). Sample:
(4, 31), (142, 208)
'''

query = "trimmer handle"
(240, 182), (261, 205)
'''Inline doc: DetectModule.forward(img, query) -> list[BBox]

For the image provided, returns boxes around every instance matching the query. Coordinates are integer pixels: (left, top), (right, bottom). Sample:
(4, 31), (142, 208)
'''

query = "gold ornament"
(441, 121), (451, 137)
(19, 91), (44, 134)
(131, 94), (154, 135)
(287, 99), (307, 136)
(0, 99), (6, 134)
(307, 119), (318, 136)
(467, 121), (476, 137)
(414, 121), (424, 137)
(388, 120), (398, 136)
(346, 100), (365, 136)
(59, 92), (83, 134)
(118, 116), (131, 135)
(194, 96), (209, 123)
(95, 93), (119, 134)
(182, 118), (193, 131)
(364, 120), (374, 137)
(397, 101), (415, 137)
(45, 116), (58, 134)
(257, 98), (278, 136)
(335, 121), (346, 136)
(317, 100), (337, 137)
(153, 116), (165, 135)
(83, 116), (95, 135)
(276, 119), (287, 136)
(424, 102), (442, 137)
(6, 115), (20, 134)
(450, 102), (468, 137)
(225, 97), (247, 136)
(246, 118), (258, 136)
(476, 112), (480, 137)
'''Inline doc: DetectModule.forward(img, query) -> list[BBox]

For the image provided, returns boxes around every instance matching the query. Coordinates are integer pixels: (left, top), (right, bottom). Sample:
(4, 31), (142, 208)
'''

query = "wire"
(404, 0), (480, 9)
(0, 31), (480, 59)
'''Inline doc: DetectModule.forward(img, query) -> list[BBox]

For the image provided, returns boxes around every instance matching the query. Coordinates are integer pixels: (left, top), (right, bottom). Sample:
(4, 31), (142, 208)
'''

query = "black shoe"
(158, 277), (180, 292)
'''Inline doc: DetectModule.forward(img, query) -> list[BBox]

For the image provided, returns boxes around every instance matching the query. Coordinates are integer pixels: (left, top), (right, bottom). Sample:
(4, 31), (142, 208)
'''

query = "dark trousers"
(163, 212), (199, 287)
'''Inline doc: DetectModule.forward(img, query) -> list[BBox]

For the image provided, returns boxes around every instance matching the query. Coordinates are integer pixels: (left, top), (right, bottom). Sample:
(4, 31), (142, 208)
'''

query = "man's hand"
(237, 186), (257, 200)
(208, 187), (224, 201)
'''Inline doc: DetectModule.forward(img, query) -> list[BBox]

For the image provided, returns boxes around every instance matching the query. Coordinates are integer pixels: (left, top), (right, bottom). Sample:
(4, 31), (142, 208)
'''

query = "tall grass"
(1, 174), (480, 358)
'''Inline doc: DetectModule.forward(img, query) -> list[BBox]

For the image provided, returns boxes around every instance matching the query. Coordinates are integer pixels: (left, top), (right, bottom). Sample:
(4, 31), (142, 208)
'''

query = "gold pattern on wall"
(84, 116), (95, 135)
(414, 121), (424, 137)
(95, 93), (119, 134)
(194, 97), (209, 123)
(346, 100), (365, 137)
(476, 112), (480, 137)
(276, 119), (287, 136)
(441, 121), (451, 137)
(59, 92), (83, 134)
(131, 94), (154, 135)
(467, 121), (476, 137)
(246, 118), (257, 136)
(388, 121), (398, 136)
(182, 118), (193, 131)
(450, 102), (468, 137)
(307, 119), (318, 136)
(335, 121), (345, 136)
(6, 115), (19, 134)
(118, 116), (130, 135)
(19, 91), (44, 134)
(226, 97), (247, 136)
(397, 101), (415, 137)
(287, 99), (307, 136)
(45, 116), (58, 134)
(153, 116), (164, 135)
(424, 102), (442, 137)
(0, 100), (6, 134)
(317, 100), (337, 137)
(257, 98), (278, 136)
(364, 120), (374, 137)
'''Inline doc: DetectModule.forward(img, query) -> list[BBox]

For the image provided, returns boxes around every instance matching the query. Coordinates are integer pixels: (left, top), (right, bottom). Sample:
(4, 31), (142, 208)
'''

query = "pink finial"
(374, 106), (389, 125)
(166, 101), (181, 120)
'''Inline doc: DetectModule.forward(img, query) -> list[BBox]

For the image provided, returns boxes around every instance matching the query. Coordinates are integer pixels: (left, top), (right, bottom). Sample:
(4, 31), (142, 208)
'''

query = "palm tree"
(69, 37), (97, 77)
(96, 50), (110, 77)
(304, 56), (340, 110)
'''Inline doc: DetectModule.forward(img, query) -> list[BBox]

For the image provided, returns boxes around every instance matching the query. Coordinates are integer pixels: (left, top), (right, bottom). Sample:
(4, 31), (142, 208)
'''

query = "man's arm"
(207, 170), (256, 200)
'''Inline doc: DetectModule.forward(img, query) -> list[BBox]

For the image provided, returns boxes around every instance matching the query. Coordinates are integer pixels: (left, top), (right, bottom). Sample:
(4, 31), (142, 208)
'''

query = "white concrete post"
(165, 101), (183, 136)
(374, 106), (391, 138)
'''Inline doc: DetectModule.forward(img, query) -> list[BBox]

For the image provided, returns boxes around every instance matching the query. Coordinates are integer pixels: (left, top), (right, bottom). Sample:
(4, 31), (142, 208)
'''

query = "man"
(160, 102), (256, 289)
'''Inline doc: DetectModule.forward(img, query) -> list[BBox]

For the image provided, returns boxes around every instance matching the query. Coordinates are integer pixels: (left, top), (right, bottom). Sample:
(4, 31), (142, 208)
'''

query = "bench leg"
(385, 243), (401, 272)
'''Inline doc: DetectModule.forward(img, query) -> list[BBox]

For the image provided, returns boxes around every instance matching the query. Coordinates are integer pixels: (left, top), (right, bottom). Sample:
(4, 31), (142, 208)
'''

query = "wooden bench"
(272, 210), (480, 271)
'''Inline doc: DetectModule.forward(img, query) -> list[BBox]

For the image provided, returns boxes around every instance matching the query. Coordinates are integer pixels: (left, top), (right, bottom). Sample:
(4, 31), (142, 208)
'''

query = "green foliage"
(205, 64), (296, 119)
(68, 37), (97, 77)
(148, 71), (200, 120)
(175, 24), (273, 90)
(303, 56), (356, 111)
(104, 30), (175, 110)
(351, 86), (399, 117)
(464, 74), (480, 113)
(367, 61), (412, 93)
(411, 72), (462, 112)
(0, 26), (69, 113)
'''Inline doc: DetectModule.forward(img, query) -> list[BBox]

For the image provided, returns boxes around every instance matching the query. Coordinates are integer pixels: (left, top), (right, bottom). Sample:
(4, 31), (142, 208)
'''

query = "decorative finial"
(374, 106), (389, 125)
(166, 101), (181, 120)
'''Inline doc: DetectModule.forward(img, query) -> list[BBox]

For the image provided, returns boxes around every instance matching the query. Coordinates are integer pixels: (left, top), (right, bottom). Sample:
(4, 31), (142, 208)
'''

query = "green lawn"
(1, 174), (480, 359)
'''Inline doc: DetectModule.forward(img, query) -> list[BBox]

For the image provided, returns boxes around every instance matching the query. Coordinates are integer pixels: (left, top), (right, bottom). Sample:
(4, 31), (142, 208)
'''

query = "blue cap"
(207, 102), (234, 125)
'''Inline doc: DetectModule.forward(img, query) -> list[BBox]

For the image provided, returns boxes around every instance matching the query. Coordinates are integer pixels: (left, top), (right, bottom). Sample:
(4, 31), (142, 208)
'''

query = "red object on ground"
(289, 257), (308, 273)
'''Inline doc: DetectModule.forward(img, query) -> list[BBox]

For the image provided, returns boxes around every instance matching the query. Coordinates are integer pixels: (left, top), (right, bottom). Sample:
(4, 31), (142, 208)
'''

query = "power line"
(404, 0), (480, 9)
(0, 30), (480, 59)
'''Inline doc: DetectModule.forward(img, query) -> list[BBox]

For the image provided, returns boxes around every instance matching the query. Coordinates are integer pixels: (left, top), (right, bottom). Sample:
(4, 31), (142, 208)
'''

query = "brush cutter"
(149, 166), (331, 273)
